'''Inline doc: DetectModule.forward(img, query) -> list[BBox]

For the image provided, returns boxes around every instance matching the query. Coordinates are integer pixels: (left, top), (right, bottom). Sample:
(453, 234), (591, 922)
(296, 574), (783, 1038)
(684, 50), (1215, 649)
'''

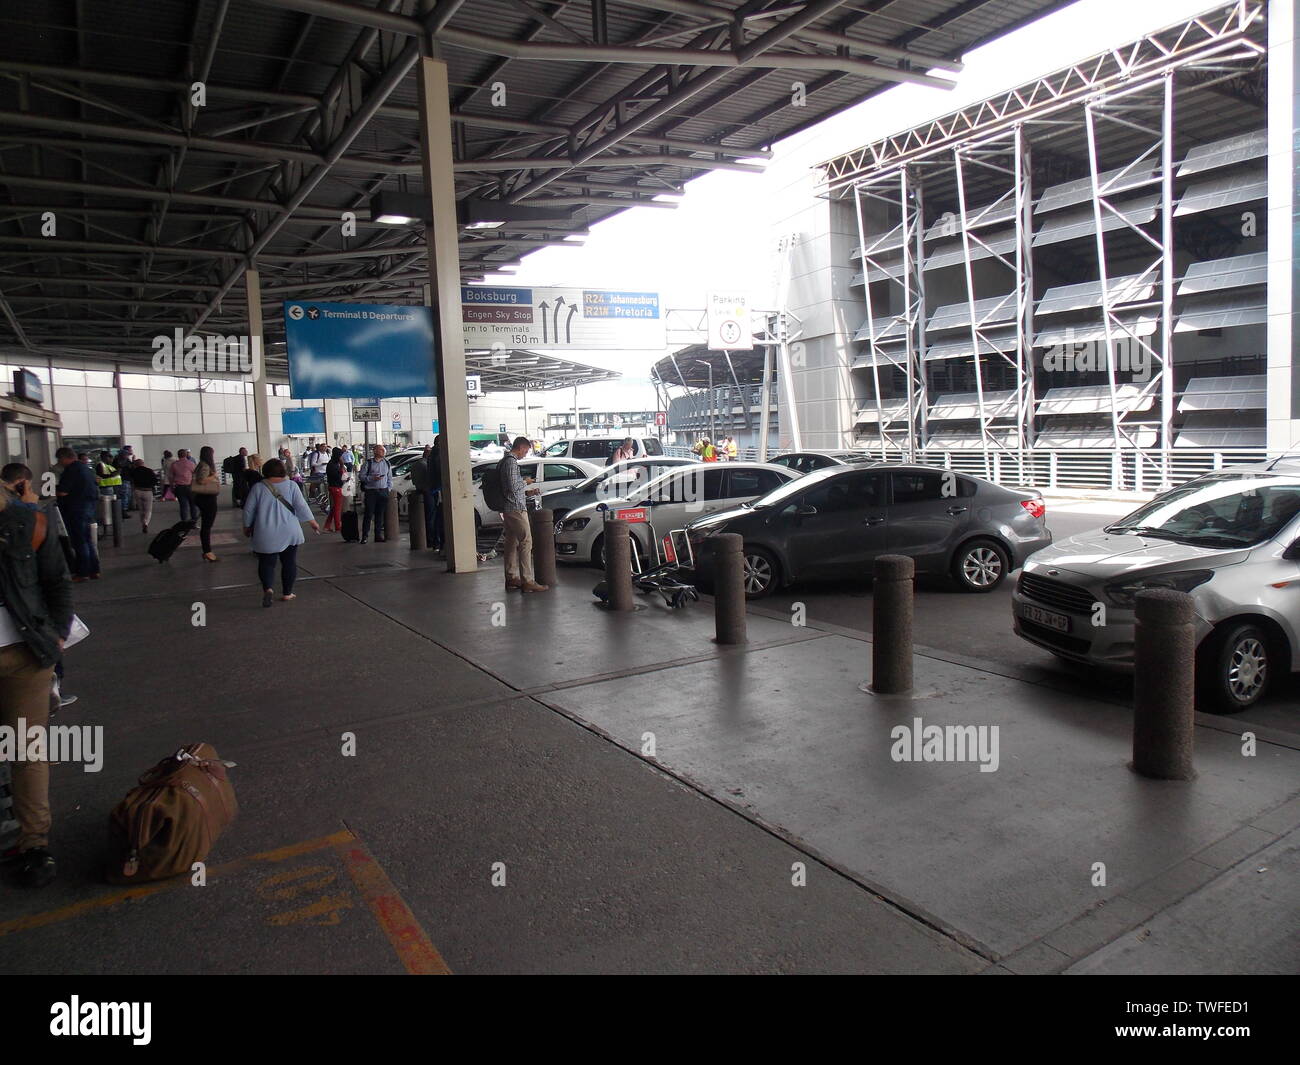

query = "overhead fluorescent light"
(370, 189), (428, 225)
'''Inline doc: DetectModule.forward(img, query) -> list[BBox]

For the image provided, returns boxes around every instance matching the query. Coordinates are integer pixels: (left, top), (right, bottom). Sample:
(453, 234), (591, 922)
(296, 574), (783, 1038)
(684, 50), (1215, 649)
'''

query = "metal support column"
(247, 268), (271, 460)
(417, 55), (475, 573)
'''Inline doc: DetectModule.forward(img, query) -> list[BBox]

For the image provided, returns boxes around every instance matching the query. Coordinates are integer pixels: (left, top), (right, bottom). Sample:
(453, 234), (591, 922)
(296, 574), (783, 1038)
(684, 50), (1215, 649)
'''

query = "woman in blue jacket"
(242, 458), (319, 608)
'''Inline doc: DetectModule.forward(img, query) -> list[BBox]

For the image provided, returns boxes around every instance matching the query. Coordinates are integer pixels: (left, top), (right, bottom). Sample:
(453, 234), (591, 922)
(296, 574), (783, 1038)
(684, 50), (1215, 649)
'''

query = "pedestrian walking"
(498, 436), (548, 593)
(0, 465), (73, 888)
(242, 458), (319, 608)
(323, 447), (346, 533)
(170, 449), (197, 522)
(191, 446), (222, 562)
(54, 447), (99, 582)
(128, 459), (157, 534)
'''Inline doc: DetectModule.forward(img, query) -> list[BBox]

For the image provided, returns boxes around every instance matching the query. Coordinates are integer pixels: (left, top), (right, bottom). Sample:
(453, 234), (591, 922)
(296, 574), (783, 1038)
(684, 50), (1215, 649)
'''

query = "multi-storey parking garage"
(773, 1), (1291, 492)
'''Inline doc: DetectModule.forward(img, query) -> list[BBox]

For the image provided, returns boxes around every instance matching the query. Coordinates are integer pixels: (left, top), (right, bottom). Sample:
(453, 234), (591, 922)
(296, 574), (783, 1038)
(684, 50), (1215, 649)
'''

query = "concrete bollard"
(409, 491), (426, 551)
(111, 496), (123, 547)
(870, 554), (914, 695)
(1132, 588), (1197, 780)
(530, 507), (557, 587)
(712, 533), (747, 645)
(384, 490), (399, 543)
(603, 519), (635, 611)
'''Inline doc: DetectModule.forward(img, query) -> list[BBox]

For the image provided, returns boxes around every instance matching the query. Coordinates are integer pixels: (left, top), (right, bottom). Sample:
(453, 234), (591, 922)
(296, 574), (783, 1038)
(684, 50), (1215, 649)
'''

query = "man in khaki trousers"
(0, 462), (73, 888)
(498, 437), (548, 593)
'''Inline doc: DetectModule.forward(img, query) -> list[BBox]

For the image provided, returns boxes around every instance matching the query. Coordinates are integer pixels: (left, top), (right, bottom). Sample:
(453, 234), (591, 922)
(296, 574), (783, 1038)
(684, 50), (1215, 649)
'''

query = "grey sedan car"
(685, 463), (1050, 597)
(1013, 466), (1300, 711)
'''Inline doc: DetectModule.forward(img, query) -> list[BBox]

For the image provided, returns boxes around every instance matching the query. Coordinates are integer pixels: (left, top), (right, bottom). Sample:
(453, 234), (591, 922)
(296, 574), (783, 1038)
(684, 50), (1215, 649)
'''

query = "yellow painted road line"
(0, 829), (355, 939)
(335, 838), (452, 975)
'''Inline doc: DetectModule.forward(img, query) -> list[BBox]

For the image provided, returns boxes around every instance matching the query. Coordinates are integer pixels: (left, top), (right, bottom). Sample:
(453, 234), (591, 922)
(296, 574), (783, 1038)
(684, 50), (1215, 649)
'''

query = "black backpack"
(481, 463), (508, 512)
(221, 455), (238, 476)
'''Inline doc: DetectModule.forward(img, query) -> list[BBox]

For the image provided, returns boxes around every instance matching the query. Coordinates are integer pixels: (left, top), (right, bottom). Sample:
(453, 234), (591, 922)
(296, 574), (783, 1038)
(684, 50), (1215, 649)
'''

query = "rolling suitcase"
(148, 519), (195, 562)
(341, 510), (360, 543)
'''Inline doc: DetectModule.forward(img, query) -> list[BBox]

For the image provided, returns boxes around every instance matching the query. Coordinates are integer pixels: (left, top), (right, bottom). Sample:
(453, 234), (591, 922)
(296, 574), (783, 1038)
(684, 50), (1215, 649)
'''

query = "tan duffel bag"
(106, 743), (238, 883)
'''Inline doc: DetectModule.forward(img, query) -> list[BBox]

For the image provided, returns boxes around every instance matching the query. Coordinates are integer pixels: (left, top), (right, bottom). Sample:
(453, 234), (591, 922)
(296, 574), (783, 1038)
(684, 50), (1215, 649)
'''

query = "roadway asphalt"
(753, 497), (1300, 739)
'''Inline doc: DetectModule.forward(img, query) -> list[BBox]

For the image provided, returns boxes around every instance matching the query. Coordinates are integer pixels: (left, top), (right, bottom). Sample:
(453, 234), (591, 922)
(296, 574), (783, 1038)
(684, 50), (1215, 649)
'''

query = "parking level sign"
(352, 398), (380, 421)
(707, 292), (752, 351)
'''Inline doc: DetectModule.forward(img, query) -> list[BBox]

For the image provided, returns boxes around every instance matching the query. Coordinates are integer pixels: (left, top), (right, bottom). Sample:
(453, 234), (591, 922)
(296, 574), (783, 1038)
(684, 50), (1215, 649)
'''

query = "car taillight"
(1020, 498), (1045, 520)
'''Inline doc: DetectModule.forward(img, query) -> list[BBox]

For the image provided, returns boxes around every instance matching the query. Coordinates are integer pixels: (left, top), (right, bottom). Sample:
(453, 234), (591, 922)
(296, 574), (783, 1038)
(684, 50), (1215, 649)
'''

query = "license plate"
(1018, 603), (1070, 632)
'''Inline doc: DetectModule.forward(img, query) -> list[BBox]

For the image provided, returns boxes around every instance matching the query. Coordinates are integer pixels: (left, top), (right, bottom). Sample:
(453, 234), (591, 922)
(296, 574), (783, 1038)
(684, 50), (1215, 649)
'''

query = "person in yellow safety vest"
(94, 451), (122, 497)
(693, 437), (717, 462)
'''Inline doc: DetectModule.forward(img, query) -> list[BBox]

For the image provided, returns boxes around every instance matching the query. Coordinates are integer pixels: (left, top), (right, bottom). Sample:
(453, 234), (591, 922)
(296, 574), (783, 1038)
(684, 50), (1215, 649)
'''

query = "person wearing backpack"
(0, 464), (73, 887)
(494, 437), (548, 592)
(358, 444), (392, 543)
(242, 458), (319, 608)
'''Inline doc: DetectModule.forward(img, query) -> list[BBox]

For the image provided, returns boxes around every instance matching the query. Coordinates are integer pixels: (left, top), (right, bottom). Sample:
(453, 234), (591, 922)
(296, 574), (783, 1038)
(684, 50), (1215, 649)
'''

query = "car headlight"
(1103, 570), (1213, 608)
(559, 517), (590, 531)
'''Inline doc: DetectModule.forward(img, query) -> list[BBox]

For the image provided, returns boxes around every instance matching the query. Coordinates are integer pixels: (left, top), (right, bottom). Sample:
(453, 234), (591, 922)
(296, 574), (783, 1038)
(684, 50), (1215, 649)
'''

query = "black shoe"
(261, 589), (273, 608)
(15, 848), (56, 888)
(359, 537), (368, 544)
(142, 524), (148, 534)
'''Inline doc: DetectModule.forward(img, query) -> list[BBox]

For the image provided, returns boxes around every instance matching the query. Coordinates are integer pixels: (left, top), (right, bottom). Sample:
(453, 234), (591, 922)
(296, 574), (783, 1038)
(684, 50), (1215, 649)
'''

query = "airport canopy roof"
(467, 348), (619, 391)
(0, 0), (1068, 375)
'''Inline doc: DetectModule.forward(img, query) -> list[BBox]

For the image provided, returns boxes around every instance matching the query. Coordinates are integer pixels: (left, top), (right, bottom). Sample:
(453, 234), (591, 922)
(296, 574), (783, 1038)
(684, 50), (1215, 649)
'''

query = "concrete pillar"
(417, 56), (476, 574)
(530, 507), (557, 587)
(409, 490), (426, 550)
(247, 269), (272, 461)
(110, 496), (123, 547)
(712, 533), (747, 644)
(870, 554), (914, 694)
(1132, 588), (1197, 780)
(603, 518), (634, 611)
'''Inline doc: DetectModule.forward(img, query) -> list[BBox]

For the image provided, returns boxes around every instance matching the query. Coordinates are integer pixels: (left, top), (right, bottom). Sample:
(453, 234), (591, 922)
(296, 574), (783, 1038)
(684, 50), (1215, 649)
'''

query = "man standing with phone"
(498, 437), (548, 593)
(358, 444), (392, 544)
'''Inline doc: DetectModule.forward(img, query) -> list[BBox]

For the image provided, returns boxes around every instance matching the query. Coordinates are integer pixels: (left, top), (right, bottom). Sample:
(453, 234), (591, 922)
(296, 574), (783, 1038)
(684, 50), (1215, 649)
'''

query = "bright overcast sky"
(485, 0), (1224, 412)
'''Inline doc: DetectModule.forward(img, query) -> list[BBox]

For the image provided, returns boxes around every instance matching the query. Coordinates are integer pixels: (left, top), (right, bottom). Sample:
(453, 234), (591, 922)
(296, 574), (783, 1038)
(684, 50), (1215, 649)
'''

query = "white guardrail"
(662, 446), (1278, 492)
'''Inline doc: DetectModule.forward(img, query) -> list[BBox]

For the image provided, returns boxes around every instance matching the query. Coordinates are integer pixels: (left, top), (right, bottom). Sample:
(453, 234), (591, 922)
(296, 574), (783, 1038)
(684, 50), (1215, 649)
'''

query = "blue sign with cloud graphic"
(284, 301), (438, 399)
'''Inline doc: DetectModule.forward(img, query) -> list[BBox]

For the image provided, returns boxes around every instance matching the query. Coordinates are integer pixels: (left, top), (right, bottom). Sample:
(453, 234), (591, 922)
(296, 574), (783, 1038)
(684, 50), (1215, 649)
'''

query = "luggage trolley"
(591, 504), (700, 610)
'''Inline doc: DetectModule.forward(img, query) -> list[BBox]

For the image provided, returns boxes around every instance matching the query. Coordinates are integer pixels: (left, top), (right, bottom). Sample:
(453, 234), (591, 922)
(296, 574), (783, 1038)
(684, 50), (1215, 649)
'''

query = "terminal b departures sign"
(462, 285), (663, 350)
(284, 301), (437, 399)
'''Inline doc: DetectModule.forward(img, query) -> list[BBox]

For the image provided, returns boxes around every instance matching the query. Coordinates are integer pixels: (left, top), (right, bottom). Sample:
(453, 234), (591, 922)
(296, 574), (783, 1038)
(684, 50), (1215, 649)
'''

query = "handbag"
(162, 486), (176, 501)
(191, 464), (219, 496)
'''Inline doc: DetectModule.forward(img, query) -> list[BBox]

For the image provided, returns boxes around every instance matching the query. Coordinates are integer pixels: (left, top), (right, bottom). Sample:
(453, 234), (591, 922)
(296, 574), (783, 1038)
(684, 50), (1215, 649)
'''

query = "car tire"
(741, 546), (779, 600)
(1198, 622), (1273, 713)
(591, 533), (605, 569)
(951, 538), (1008, 592)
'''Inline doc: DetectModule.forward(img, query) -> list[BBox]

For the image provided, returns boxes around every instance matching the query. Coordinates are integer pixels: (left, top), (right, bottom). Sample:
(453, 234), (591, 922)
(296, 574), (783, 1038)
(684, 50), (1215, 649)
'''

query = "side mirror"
(796, 504), (818, 517)
(1284, 539), (1300, 560)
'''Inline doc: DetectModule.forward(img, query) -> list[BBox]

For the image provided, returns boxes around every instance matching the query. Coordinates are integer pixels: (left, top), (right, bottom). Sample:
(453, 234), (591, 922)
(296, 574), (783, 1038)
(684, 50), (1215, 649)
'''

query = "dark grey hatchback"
(684, 464), (1051, 598)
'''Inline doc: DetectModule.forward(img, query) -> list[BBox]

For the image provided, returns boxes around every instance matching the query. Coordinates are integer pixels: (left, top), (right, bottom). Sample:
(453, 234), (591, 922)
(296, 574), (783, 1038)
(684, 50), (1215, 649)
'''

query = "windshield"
(1106, 474), (1300, 548)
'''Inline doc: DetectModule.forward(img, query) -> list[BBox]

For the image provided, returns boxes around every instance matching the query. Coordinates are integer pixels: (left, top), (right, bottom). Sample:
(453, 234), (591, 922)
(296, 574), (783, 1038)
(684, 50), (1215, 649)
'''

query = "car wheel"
(951, 539), (1008, 592)
(742, 546), (779, 600)
(1198, 622), (1272, 713)
(474, 511), (482, 532)
(591, 533), (605, 569)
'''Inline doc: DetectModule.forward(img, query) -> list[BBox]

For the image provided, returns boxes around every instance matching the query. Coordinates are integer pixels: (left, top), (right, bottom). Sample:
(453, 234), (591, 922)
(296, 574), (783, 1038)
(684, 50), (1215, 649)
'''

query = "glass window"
(1106, 475), (1300, 548)
(51, 368), (86, 387)
(726, 468), (785, 498)
(890, 470), (948, 504)
(84, 370), (114, 388)
(798, 471), (884, 513)
(544, 462), (582, 481)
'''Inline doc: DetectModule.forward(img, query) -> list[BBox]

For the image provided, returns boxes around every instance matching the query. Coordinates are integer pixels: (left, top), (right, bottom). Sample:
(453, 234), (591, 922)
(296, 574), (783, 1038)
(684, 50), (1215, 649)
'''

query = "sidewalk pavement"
(3, 500), (1296, 973)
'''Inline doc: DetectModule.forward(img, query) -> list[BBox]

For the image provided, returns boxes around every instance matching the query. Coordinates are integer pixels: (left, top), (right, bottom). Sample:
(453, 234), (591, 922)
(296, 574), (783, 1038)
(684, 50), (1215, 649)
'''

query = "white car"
(469, 456), (601, 529)
(554, 462), (799, 567)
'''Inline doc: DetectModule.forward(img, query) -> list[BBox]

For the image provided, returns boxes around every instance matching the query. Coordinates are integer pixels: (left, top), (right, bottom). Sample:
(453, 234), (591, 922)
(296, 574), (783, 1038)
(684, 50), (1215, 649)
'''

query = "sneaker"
(142, 524), (148, 534)
(261, 589), (273, 608)
(521, 581), (550, 593)
(358, 537), (368, 544)
(15, 848), (56, 888)
(59, 693), (78, 708)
